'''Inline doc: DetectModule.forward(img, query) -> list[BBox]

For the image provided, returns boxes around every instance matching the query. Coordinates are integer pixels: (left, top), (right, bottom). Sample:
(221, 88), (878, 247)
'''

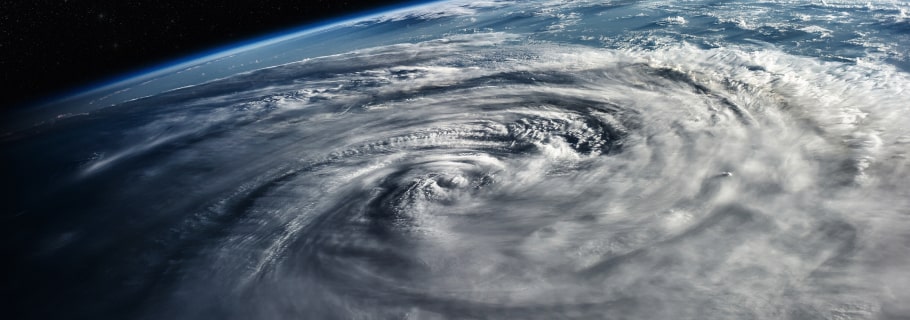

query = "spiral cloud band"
(4, 2), (910, 319)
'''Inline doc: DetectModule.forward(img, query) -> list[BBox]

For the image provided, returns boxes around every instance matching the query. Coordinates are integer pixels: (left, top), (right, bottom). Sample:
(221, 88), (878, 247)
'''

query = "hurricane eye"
(6, 1), (910, 319)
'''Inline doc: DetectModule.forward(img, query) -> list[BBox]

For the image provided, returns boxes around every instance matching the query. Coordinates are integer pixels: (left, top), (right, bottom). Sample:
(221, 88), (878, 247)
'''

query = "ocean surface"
(3, 1), (910, 319)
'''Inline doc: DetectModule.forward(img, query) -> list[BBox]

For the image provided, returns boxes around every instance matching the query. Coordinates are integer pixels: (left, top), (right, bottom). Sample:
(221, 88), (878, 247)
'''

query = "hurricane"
(4, 1), (910, 319)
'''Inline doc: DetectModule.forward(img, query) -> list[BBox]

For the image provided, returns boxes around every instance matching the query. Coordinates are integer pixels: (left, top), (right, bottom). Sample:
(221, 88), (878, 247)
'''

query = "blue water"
(4, 1), (910, 319)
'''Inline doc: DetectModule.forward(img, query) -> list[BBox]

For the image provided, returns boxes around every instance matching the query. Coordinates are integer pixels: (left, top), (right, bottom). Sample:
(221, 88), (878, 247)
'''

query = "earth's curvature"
(3, 1), (910, 319)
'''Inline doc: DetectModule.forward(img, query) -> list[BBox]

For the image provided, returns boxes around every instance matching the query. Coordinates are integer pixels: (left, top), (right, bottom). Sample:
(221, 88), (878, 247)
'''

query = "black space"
(0, 0), (421, 110)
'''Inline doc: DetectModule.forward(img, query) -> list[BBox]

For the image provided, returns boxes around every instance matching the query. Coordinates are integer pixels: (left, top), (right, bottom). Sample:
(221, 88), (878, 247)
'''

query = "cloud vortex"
(5, 33), (910, 319)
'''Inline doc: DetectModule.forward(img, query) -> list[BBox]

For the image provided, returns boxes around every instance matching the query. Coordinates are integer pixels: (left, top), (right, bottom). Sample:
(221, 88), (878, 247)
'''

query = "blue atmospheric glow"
(48, 0), (437, 105)
(7, 1), (910, 318)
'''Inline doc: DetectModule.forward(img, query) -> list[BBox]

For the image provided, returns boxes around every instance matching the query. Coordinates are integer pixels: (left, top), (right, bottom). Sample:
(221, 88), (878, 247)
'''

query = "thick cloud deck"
(3, 1), (910, 319)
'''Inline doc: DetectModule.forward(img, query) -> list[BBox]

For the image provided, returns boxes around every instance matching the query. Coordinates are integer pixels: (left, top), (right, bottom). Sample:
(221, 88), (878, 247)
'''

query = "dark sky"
(0, 0), (421, 110)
